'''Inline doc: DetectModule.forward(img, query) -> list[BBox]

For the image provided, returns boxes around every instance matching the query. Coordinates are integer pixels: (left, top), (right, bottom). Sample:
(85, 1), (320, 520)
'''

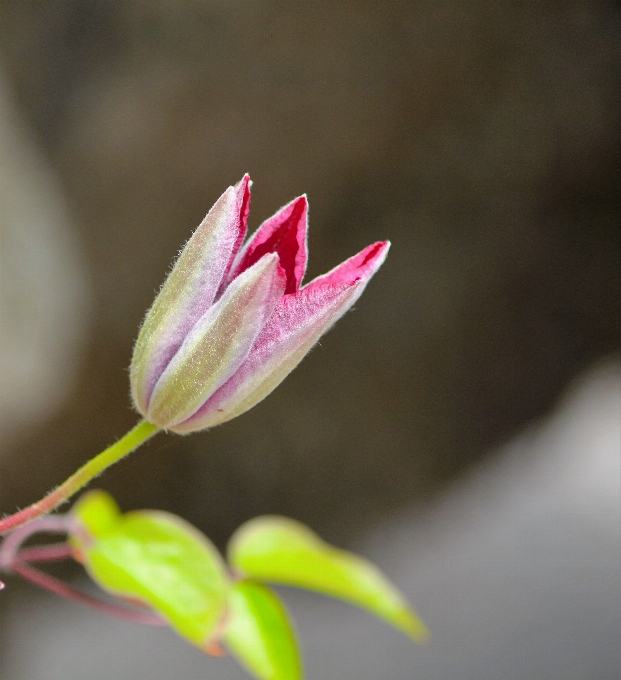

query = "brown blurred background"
(1, 0), (620, 550)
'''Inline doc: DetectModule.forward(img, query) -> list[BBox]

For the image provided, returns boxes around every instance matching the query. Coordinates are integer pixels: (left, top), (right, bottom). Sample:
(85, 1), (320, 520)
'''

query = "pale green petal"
(131, 187), (239, 414)
(147, 253), (284, 428)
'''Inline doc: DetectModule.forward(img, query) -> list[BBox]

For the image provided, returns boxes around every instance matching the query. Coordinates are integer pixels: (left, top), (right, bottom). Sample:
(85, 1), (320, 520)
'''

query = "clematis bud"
(130, 176), (389, 433)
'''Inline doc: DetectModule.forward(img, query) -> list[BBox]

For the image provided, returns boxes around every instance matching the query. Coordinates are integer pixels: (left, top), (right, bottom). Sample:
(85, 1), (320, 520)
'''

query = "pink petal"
(171, 282), (354, 433)
(304, 241), (390, 290)
(228, 195), (308, 294)
(172, 241), (389, 433)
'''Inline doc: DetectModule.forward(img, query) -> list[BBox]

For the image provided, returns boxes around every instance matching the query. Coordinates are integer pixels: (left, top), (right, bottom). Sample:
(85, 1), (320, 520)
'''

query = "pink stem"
(0, 516), (70, 572)
(10, 561), (167, 626)
(0, 494), (69, 537)
(16, 543), (75, 563)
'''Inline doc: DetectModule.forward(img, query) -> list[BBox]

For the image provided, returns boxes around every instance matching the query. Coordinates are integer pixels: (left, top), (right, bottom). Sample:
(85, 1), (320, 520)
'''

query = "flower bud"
(130, 176), (389, 433)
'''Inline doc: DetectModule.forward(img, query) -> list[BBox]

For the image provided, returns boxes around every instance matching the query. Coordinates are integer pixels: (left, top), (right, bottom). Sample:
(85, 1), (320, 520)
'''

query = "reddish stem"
(0, 515), (70, 572)
(16, 543), (75, 563)
(10, 561), (166, 626)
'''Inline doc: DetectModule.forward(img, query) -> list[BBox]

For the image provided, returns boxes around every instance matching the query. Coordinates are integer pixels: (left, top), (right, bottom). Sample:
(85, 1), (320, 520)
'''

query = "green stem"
(0, 420), (159, 536)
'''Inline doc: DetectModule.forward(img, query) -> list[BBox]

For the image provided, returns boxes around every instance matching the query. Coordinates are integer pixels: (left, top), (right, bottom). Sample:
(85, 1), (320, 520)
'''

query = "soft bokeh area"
(1, 2), (620, 678)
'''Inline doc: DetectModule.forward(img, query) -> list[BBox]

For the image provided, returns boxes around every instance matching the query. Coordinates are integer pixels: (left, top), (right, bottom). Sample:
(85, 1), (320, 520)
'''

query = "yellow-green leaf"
(71, 488), (122, 539)
(70, 490), (229, 647)
(225, 580), (302, 680)
(228, 516), (428, 642)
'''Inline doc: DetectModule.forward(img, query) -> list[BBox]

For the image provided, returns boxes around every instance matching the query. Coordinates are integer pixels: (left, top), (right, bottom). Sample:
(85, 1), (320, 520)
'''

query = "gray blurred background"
(0, 1), (620, 678)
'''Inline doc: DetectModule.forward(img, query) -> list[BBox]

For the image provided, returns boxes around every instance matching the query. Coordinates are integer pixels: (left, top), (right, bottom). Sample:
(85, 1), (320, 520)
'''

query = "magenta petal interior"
(235, 195), (308, 294)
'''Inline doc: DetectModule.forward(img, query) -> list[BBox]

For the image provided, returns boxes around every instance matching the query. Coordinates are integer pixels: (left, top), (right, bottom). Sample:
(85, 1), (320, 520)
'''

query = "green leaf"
(71, 489), (122, 539)
(228, 516), (428, 642)
(225, 580), (302, 680)
(70, 490), (229, 647)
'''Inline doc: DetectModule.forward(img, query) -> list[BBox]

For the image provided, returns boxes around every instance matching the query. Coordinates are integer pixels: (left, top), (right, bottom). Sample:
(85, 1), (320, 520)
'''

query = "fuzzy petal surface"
(147, 253), (286, 429)
(131, 187), (241, 414)
(173, 242), (389, 433)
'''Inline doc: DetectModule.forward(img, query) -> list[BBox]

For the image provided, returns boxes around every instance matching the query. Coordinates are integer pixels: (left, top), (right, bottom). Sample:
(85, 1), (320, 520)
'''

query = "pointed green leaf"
(224, 580), (302, 680)
(70, 491), (229, 647)
(228, 516), (428, 642)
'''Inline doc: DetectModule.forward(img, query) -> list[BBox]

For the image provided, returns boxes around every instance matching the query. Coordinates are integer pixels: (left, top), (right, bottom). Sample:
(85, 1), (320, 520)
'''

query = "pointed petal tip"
(195, 184), (236, 221)
(232, 175), (252, 216)
(215, 185), (238, 213)
(268, 192), (308, 216)
(195, 184), (241, 248)
(368, 239), (391, 256)
(233, 175), (253, 210)
(220, 175), (253, 286)
(350, 239), (390, 277)
(363, 240), (390, 274)
(234, 173), (252, 188)
(232, 177), (251, 208)
(304, 239), (390, 291)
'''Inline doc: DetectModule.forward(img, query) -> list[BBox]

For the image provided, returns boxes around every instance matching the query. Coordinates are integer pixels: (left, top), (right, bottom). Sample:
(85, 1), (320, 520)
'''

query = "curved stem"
(0, 420), (159, 536)
(0, 516), (70, 571)
(10, 561), (166, 626)
(17, 543), (75, 563)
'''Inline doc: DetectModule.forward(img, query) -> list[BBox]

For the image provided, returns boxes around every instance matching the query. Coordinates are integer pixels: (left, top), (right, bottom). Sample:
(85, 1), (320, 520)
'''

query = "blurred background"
(0, 1), (619, 678)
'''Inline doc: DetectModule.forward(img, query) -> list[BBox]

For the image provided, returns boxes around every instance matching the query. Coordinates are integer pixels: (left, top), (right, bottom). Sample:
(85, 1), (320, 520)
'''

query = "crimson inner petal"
(238, 197), (307, 294)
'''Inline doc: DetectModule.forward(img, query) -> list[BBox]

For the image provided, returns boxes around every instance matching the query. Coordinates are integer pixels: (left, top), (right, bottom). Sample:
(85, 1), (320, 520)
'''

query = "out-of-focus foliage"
(68, 490), (424, 679)
(224, 580), (301, 680)
(71, 491), (229, 647)
(229, 515), (428, 641)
